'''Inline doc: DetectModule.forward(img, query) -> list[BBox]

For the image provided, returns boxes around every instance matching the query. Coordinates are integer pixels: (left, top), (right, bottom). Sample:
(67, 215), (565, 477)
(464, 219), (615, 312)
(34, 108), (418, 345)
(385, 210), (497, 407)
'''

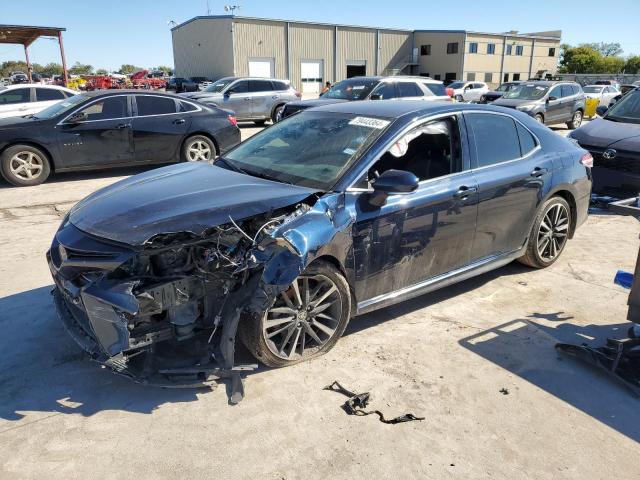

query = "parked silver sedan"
(180, 77), (301, 125)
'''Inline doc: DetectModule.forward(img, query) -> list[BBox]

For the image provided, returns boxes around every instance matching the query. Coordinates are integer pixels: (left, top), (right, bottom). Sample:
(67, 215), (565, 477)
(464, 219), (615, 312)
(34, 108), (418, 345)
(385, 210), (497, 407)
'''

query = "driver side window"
(366, 117), (462, 187)
(228, 81), (248, 94)
(549, 86), (562, 99)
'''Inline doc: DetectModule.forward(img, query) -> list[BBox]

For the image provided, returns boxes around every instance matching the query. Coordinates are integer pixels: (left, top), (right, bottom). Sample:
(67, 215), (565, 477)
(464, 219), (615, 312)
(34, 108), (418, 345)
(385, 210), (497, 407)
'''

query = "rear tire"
(518, 196), (572, 269)
(455, 94), (464, 103)
(240, 261), (351, 368)
(181, 135), (216, 162)
(271, 104), (285, 123)
(0, 144), (51, 186)
(534, 113), (544, 124)
(567, 110), (583, 129)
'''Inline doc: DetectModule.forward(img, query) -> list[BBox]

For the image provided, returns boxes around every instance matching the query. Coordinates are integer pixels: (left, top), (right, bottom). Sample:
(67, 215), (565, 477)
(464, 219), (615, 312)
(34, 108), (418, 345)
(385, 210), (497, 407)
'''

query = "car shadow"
(459, 317), (640, 443)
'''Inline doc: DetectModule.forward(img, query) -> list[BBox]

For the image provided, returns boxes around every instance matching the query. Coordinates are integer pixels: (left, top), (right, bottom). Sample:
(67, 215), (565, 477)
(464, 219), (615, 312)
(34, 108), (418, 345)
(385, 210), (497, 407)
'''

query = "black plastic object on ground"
(323, 381), (425, 424)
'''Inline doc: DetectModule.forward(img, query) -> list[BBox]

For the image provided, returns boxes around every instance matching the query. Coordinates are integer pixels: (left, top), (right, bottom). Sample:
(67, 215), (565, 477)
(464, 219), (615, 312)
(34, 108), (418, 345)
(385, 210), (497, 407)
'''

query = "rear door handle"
(116, 123), (131, 129)
(454, 185), (478, 199)
(173, 118), (185, 125)
(530, 167), (549, 177)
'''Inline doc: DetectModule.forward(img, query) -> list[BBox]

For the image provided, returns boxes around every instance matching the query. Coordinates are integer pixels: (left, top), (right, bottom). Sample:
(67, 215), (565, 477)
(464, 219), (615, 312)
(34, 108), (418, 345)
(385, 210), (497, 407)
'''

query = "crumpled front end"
(48, 193), (354, 401)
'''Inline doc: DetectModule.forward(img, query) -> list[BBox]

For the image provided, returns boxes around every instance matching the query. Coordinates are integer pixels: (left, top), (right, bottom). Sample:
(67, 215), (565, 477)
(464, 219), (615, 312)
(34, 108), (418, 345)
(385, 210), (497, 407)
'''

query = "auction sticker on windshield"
(349, 117), (390, 129)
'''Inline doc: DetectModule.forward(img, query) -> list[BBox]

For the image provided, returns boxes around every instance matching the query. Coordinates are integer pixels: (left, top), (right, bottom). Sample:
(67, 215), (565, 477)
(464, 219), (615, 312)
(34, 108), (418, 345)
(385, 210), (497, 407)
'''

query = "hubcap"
(262, 274), (341, 361)
(573, 112), (582, 126)
(186, 140), (212, 161)
(9, 151), (44, 180)
(537, 203), (569, 261)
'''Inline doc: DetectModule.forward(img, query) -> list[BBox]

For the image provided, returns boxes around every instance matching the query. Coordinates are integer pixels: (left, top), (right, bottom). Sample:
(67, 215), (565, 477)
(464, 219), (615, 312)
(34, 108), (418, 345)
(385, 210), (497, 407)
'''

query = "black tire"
(240, 260), (352, 368)
(567, 110), (583, 130)
(534, 113), (544, 124)
(455, 94), (464, 103)
(271, 104), (285, 123)
(518, 196), (572, 269)
(253, 119), (267, 126)
(0, 144), (51, 186)
(181, 135), (216, 162)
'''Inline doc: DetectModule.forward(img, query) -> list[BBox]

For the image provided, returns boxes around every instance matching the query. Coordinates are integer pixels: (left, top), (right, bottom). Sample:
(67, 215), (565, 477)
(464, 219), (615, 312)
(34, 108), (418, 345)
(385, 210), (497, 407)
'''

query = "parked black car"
(0, 90), (241, 186)
(478, 81), (523, 104)
(568, 88), (640, 194)
(492, 81), (586, 128)
(48, 101), (591, 391)
(165, 77), (192, 93)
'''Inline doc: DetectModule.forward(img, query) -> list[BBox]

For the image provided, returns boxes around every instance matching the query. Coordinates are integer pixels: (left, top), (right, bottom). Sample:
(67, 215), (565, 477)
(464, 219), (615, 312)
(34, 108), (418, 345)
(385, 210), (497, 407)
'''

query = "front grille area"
(582, 144), (640, 176)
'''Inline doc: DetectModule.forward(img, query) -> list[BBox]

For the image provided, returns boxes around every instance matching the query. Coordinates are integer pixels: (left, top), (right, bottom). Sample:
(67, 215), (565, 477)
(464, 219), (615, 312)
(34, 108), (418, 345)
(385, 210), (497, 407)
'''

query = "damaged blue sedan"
(48, 101), (592, 399)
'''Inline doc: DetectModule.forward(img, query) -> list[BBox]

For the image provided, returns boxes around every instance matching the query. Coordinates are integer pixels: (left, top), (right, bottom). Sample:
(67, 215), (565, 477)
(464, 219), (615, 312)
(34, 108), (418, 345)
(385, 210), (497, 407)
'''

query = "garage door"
(248, 58), (274, 78)
(301, 60), (323, 94)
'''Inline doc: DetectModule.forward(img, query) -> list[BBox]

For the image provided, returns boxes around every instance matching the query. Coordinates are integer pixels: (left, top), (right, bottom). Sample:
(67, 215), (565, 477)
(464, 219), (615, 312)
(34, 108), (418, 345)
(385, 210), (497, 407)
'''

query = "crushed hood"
(571, 118), (640, 148)
(69, 162), (318, 246)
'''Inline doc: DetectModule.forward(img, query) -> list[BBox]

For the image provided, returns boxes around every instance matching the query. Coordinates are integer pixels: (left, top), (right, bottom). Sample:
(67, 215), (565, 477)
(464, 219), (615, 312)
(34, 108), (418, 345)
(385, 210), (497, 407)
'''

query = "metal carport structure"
(0, 24), (68, 85)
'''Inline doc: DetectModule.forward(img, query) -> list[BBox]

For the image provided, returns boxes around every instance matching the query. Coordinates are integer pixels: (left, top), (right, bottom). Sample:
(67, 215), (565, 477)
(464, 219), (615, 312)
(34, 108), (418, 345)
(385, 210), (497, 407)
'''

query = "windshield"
(503, 84), (549, 100)
(496, 83), (517, 92)
(583, 86), (603, 93)
(322, 79), (378, 100)
(33, 93), (88, 119)
(205, 79), (234, 93)
(448, 82), (465, 89)
(220, 111), (391, 190)
(605, 90), (640, 124)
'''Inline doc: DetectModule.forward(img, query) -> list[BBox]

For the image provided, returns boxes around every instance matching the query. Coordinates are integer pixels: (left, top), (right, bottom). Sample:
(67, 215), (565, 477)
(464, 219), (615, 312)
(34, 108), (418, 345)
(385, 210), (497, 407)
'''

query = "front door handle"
(454, 185), (478, 199)
(244, 97), (251, 101)
(116, 123), (131, 129)
(173, 118), (185, 125)
(530, 167), (549, 178)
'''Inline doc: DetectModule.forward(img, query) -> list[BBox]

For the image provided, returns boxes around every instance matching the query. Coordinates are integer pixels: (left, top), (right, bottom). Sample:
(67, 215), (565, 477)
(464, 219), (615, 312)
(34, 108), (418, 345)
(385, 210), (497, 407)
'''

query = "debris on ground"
(499, 388), (510, 395)
(323, 381), (425, 424)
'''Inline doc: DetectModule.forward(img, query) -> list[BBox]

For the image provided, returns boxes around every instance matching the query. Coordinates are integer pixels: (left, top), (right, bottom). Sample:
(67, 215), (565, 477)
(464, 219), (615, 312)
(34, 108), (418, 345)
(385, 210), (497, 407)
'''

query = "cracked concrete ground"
(0, 123), (638, 479)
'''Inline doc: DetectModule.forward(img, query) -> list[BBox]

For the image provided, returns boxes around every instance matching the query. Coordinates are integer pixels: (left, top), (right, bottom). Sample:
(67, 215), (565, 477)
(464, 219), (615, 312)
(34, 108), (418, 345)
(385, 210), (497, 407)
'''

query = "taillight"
(580, 152), (593, 168)
(295, 91), (302, 98)
(445, 87), (454, 97)
(227, 114), (237, 127)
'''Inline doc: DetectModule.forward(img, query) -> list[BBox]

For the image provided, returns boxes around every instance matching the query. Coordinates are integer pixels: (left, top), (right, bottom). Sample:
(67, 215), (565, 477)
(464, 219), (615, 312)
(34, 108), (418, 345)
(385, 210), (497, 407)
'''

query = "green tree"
(68, 61), (93, 75)
(154, 65), (173, 75)
(119, 64), (141, 75)
(40, 62), (63, 76)
(625, 56), (640, 74)
(597, 56), (626, 74)
(95, 68), (108, 75)
(0, 60), (29, 77)
(581, 42), (623, 57)
(559, 45), (602, 73)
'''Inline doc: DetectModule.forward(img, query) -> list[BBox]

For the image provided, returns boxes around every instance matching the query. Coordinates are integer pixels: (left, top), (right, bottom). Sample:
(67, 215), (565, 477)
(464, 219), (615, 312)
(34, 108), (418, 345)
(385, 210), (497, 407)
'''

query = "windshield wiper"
(215, 157), (250, 175)
(248, 170), (294, 185)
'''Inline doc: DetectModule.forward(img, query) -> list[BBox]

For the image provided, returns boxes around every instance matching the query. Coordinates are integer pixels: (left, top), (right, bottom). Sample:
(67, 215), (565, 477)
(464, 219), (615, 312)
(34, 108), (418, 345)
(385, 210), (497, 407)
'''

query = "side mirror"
(224, 89), (233, 97)
(66, 111), (87, 123)
(548, 95), (557, 102)
(596, 105), (608, 116)
(369, 93), (382, 101)
(369, 169), (419, 207)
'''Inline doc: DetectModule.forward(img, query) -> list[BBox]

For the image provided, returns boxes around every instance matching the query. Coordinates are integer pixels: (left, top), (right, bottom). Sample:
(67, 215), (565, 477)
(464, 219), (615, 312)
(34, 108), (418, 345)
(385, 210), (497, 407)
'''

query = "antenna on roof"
(206, 0), (211, 15)
(224, 5), (241, 14)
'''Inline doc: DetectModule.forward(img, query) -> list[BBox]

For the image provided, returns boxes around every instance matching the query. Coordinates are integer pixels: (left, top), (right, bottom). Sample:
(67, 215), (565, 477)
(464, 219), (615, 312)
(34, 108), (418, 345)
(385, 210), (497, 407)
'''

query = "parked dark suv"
(493, 81), (586, 129)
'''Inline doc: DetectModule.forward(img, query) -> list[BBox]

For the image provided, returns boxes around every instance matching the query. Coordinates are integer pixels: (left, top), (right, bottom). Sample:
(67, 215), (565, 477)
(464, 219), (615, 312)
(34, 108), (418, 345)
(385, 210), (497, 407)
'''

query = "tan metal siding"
(232, 19), (287, 78)
(288, 23), (334, 88)
(172, 18), (234, 79)
(414, 31), (465, 79)
(336, 28), (377, 79)
(379, 31), (413, 74)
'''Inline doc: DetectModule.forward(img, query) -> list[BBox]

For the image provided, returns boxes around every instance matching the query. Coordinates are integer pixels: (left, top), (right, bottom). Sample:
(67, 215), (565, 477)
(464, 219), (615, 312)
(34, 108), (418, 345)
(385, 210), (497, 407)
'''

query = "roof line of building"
(171, 15), (413, 33)
(414, 29), (562, 40)
(0, 24), (66, 32)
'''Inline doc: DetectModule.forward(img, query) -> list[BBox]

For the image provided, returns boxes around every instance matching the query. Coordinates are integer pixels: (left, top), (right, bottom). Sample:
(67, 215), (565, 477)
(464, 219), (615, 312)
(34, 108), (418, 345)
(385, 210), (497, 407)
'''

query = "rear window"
(249, 80), (274, 93)
(178, 101), (198, 112)
(466, 113), (521, 167)
(0, 88), (30, 104)
(136, 96), (177, 116)
(36, 88), (66, 101)
(516, 122), (537, 155)
(423, 83), (446, 96)
(271, 80), (289, 91)
(397, 82), (423, 97)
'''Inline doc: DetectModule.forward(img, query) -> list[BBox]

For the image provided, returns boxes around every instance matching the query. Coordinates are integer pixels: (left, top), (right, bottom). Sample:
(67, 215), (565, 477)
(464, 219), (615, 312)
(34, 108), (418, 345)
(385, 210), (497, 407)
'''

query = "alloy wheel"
(572, 111), (583, 127)
(186, 140), (212, 161)
(262, 274), (342, 361)
(9, 151), (44, 180)
(536, 203), (569, 262)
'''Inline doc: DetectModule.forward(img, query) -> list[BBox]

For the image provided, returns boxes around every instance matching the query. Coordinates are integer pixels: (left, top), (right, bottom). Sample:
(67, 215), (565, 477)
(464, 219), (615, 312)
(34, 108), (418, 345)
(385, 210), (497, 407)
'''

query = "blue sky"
(2, 0), (639, 70)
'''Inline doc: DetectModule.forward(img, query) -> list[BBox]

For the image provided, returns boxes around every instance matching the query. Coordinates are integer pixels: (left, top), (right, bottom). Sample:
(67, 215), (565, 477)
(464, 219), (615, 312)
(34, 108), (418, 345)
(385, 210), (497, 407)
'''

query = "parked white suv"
(0, 84), (77, 119)
(449, 81), (489, 102)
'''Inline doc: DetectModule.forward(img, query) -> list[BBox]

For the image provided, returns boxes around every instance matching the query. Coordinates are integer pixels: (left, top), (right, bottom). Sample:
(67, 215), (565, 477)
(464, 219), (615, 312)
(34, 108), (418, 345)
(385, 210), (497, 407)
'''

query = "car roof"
(380, 76), (442, 84)
(76, 89), (183, 98)
(232, 77), (291, 82)
(0, 83), (74, 91)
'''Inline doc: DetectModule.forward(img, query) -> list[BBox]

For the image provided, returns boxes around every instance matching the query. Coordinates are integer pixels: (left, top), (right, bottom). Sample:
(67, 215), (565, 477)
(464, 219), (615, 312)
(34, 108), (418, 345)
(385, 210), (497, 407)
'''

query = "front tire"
(534, 113), (544, 124)
(240, 261), (351, 367)
(455, 94), (464, 103)
(271, 104), (285, 123)
(181, 135), (216, 162)
(0, 144), (51, 186)
(567, 110), (583, 129)
(518, 196), (572, 268)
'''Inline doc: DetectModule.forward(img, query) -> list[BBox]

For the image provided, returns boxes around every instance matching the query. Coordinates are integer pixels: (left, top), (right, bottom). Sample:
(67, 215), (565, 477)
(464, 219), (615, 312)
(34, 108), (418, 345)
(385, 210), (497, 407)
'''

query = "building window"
(548, 47), (556, 57)
(484, 72), (493, 83)
(506, 44), (513, 55)
(420, 44), (431, 56)
(420, 72), (430, 77)
(467, 72), (476, 81)
(513, 73), (521, 81)
(516, 45), (524, 56)
(487, 43), (495, 54)
(445, 72), (456, 82)
(447, 42), (459, 54)
(434, 74), (441, 80)
(503, 73), (509, 82)
(469, 42), (478, 54)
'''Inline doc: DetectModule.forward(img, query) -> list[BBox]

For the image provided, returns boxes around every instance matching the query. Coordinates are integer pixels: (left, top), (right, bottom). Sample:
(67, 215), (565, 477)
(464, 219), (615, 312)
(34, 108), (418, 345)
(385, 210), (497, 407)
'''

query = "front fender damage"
(52, 193), (355, 403)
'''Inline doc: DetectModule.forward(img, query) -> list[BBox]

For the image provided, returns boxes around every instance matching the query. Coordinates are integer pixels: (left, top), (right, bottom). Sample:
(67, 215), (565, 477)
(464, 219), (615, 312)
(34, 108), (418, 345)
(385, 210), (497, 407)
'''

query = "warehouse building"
(171, 16), (561, 91)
